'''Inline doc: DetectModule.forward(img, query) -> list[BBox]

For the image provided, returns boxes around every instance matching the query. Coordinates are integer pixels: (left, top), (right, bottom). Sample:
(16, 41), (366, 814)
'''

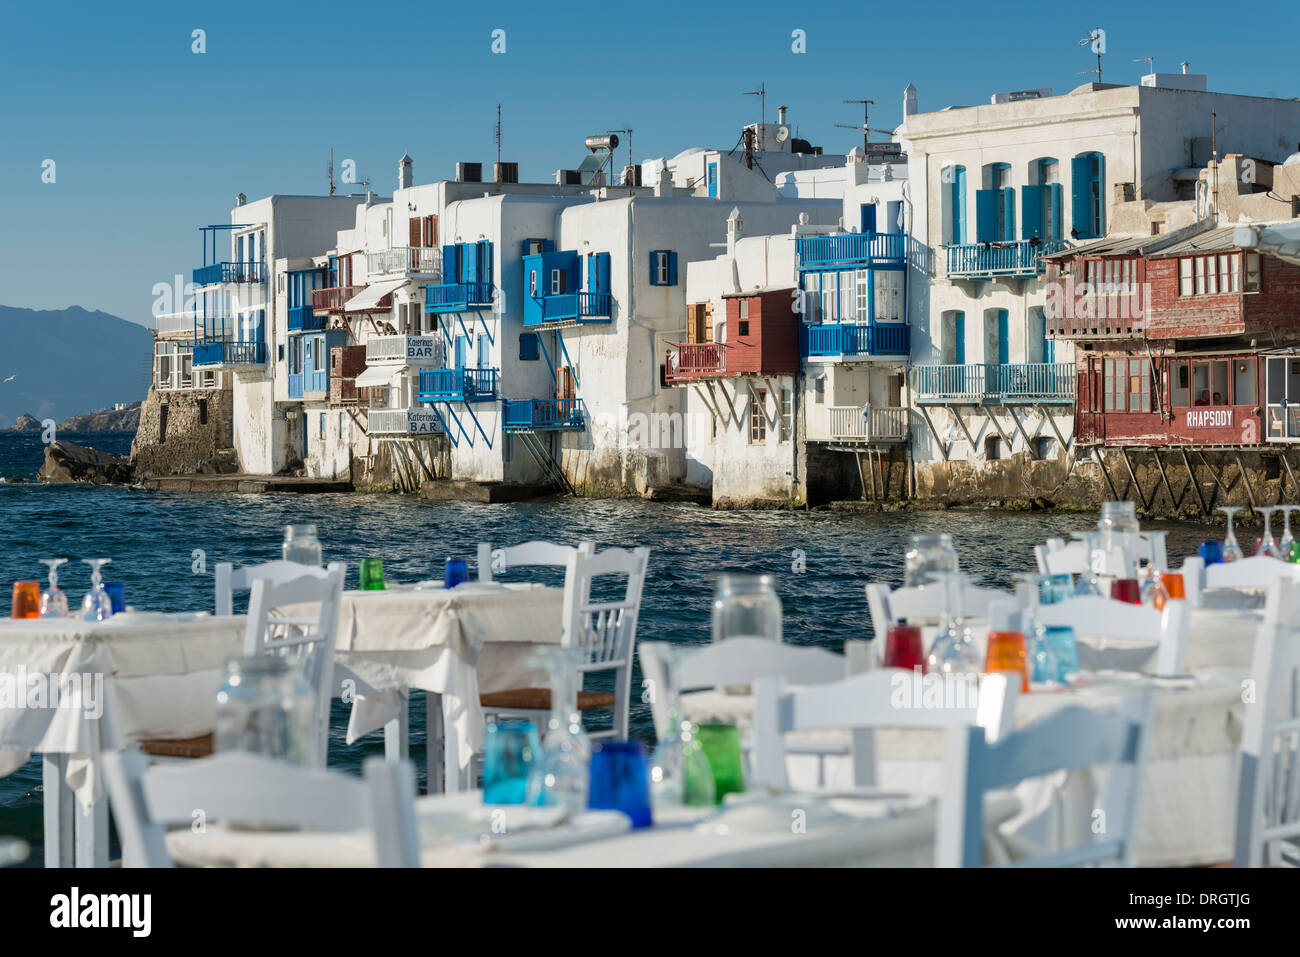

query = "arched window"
(1071, 152), (1106, 239)
(941, 310), (966, 365)
(984, 308), (1009, 365)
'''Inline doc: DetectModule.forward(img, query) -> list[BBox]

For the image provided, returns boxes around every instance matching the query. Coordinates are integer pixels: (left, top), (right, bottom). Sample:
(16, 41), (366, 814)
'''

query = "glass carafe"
(925, 572), (981, 676)
(282, 524), (323, 566)
(712, 574), (781, 694)
(1096, 502), (1139, 578)
(214, 656), (316, 764)
(904, 533), (959, 588)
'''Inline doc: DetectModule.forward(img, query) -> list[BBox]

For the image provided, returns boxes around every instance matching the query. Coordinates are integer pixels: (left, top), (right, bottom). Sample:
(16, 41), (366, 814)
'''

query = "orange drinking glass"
(10, 582), (40, 619)
(985, 630), (1029, 692)
(1160, 573), (1186, 600)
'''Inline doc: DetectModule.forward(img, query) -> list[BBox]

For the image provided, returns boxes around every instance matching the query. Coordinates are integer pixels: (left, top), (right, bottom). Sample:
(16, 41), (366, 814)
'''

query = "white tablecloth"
(317, 583), (564, 766)
(684, 672), (1244, 866)
(0, 613), (245, 807)
(166, 789), (1022, 868)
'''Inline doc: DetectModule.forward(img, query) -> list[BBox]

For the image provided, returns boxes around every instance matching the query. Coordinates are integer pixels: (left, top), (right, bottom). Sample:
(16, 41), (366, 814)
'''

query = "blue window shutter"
(442, 244), (458, 279)
(478, 240), (492, 284)
(999, 188), (1016, 241)
(860, 204), (877, 233)
(668, 251), (678, 285)
(1071, 156), (1092, 238)
(1048, 184), (1063, 241)
(461, 242), (477, 283)
(954, 168), (967, 243)
(997, 310), (1009, 364)
(1020, 185), (1044, 240)
(519, 333), (539, 360)
(649, 250), (660, 285)
(1093, 154), (1105, 236)
(954, 313), (965, 365)
(707, 163), (718, 198)
(975, 190), (998, 243)
(455, 335), (467, 369)
(597, 252), (611, 293)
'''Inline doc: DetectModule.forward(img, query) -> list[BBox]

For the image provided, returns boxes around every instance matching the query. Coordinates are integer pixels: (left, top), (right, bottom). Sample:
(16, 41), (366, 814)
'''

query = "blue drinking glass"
(1198, 540), (1224, 566)
(588, 740), (654, 829)
(1040, 573), (1074, 606)
(482, 718), (539, 805)
(104, 583), (125, 615)
(444, 557), (468, 589)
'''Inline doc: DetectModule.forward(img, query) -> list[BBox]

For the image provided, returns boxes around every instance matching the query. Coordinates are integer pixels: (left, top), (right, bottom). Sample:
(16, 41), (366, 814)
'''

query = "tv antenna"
(1133, 55), (1154, 75)
(836, 99), (890, 152)
(1077, 28), (1106, 83)
(495, 104), (502, 165)
(328, 148), (335, 196)
(743, 83), (767, 150)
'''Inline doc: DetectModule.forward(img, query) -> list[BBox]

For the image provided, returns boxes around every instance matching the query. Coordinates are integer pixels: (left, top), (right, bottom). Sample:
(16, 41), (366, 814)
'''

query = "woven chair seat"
(138, 734), (214, 760)
(480, 688), (615, 711)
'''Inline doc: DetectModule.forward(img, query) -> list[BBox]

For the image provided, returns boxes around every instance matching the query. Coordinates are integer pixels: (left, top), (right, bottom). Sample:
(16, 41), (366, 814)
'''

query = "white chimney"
(777, 105), (788, 125)
(903, 83), (918, 117)
(1181, 61), (1190, 74)
(398, 152), (413, 190)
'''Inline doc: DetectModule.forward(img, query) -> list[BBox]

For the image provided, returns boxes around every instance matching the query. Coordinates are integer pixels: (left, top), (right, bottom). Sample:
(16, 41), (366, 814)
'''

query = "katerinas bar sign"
(1186, 408), (1233, 428)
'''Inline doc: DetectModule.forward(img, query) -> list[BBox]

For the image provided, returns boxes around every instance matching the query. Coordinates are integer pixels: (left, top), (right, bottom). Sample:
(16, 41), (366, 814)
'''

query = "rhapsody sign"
(1186, 408), (1233, 429)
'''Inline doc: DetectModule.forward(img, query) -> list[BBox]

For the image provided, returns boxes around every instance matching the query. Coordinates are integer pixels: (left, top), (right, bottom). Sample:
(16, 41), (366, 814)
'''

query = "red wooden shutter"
(409, 218), (422, 247)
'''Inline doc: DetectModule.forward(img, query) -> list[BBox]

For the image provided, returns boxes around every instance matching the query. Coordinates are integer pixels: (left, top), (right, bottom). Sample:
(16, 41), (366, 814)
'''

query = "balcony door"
(454, 335), (468, 370)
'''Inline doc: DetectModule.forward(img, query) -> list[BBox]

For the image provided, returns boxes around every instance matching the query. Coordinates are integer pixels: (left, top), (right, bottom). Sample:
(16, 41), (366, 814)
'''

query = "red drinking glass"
(1110, 578), (1142, 604)
(883, 623), (925, 671)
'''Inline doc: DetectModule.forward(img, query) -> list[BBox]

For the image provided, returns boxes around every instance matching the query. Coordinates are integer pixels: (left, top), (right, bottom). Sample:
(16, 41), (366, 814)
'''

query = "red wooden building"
(667, 289), (799, 382)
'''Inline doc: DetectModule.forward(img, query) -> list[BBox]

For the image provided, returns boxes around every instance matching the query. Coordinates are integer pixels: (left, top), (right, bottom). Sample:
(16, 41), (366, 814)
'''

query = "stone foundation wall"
(130, 386), (236, 477)
(562, 447), (670, 497)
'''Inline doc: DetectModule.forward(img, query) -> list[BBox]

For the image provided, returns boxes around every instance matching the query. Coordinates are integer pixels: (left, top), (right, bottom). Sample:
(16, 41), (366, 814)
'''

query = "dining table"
(0, 611), (246, 867)
(164, 788), (1024, 868)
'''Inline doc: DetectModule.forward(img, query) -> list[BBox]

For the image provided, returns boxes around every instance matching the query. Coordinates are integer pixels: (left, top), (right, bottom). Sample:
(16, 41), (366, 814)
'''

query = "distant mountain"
(0, 306), (152, 428)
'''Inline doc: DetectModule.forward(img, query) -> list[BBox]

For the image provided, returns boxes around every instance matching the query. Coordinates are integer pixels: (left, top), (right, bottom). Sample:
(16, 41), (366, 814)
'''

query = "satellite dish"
(775, 125), (790, 143)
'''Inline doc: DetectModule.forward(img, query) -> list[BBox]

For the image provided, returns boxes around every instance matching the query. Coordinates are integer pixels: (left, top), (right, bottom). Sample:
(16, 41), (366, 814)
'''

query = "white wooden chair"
(1204, 554), (1300, 591)
(1036, 593), (1189, 676)
(475, 540), (595, 585)
(102, 749), (419, 868)
(866, 580), (1008, 632)
(639, 637), (851, 740)
(141, 564), (346, 765)
(1234, 577), (1300, 867)
(214, 559), (340, 616)
(752, 670), (1020, 792)
(480, 546), (649, 741)
(1035, 532), (1165, 576)
(936, 692), (1154, 867)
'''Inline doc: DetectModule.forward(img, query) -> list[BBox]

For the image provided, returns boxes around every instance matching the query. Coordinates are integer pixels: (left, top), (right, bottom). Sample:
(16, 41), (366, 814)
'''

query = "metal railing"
(912, 363), (1076, 402)
(945, 239), (1068, 279)
(424, 282), (495, 311)
(416, 367), (499, 402)
(153, 310), (199, 337)
(192, 262), (265, 286)
(288, 305), (325, 332)
(821, 405), (909, 442)
(365, 334), (441, 365)
(805, 322), (909, 357)
(193, 340), (266, 366)
(797, 231), (907, 267)
(364, 247), (442, 278)
(532, 291), (613, 325)
(502, 398), (586, 431)
(366, 407), (443, 436)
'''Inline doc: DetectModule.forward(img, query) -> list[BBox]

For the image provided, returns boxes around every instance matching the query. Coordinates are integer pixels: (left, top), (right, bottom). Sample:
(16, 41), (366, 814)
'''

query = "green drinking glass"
(359, 558), (386, 591)
(1291, 540), (1300, 564)
(695, 723), (745, 804)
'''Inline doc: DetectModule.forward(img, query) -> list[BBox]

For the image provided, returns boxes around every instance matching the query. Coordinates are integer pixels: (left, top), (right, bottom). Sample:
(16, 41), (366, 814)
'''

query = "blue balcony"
(526, 292), (613, 327)
(288, 373), (304, 399)
(192, 261), (265, 286)
(912, 363), (1076, 404)
(945, 239), (1068, 280)
(503, 398), (587, 432)
(193, 340), (266, 367)
(797, 232), (906, 268)
(288, 305), (326, 332)
(417, 367), (499, 403)
(804, 323), (909, 360)
(424, 282), (495, 313)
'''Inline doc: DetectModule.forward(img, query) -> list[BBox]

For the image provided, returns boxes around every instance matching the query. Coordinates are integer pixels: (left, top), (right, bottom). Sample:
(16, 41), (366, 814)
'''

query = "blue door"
(455, 335), (468, 369)
(707, 162), (718, 198)
(996, 310), (1010, 365)
(954, 313), (966, 366)
(860, 204), (876, 234)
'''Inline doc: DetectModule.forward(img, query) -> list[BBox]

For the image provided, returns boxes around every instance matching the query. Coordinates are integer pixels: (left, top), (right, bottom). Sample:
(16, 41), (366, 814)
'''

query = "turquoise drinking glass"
(482, 718), (539, 805)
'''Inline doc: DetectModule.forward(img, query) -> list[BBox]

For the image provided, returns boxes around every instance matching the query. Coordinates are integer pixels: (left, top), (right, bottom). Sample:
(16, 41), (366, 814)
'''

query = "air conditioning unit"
(494, 162), (519, 184)
(455, 162), (482, 183)
(556, 169), (582, 185)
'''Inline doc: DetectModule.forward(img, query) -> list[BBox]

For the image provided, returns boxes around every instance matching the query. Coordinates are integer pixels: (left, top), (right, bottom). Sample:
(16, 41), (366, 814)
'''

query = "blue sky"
(1, 0), (1296, 325)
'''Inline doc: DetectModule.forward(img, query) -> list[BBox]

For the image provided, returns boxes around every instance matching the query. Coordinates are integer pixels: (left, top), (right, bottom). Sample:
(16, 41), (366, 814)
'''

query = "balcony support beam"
(1151, 448), (1181, 514)
(1280, 450), (1300, 503)
(555, 331), (580, 390)
(1096, 451), (1124, 503)
(1005, 404), (1034, 453)
(709, 381), (741, 429)
(1233, 452), (1259, 515)
(1119, 448), (1153, 515)
(917, 405), (950, 462)
(1037, 403), (1071, 457)
(950, 408), (978, 458)
(984, 407), (1015, 455)
(692, 384), (725, 431)
(1179, 448), (1210, 517)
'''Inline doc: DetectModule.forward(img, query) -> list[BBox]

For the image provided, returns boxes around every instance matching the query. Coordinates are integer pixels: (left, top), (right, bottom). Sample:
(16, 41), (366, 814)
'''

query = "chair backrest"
(1234, 577), (1300, 867)
(215, 559), (331, 617)
(1037, 593), (1189, 675)
(1204, 554), (1300, 590)
(476, 540), (594, 582)
(559, 546), (649, 739)
(866, 580), (1008, 633)
(936, 692), (1153, 867)
(102, 749), (419, 867)
(638, 637), (848, 740)
(751, 670), (1019, 792)
(243, 563), (346, 765)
